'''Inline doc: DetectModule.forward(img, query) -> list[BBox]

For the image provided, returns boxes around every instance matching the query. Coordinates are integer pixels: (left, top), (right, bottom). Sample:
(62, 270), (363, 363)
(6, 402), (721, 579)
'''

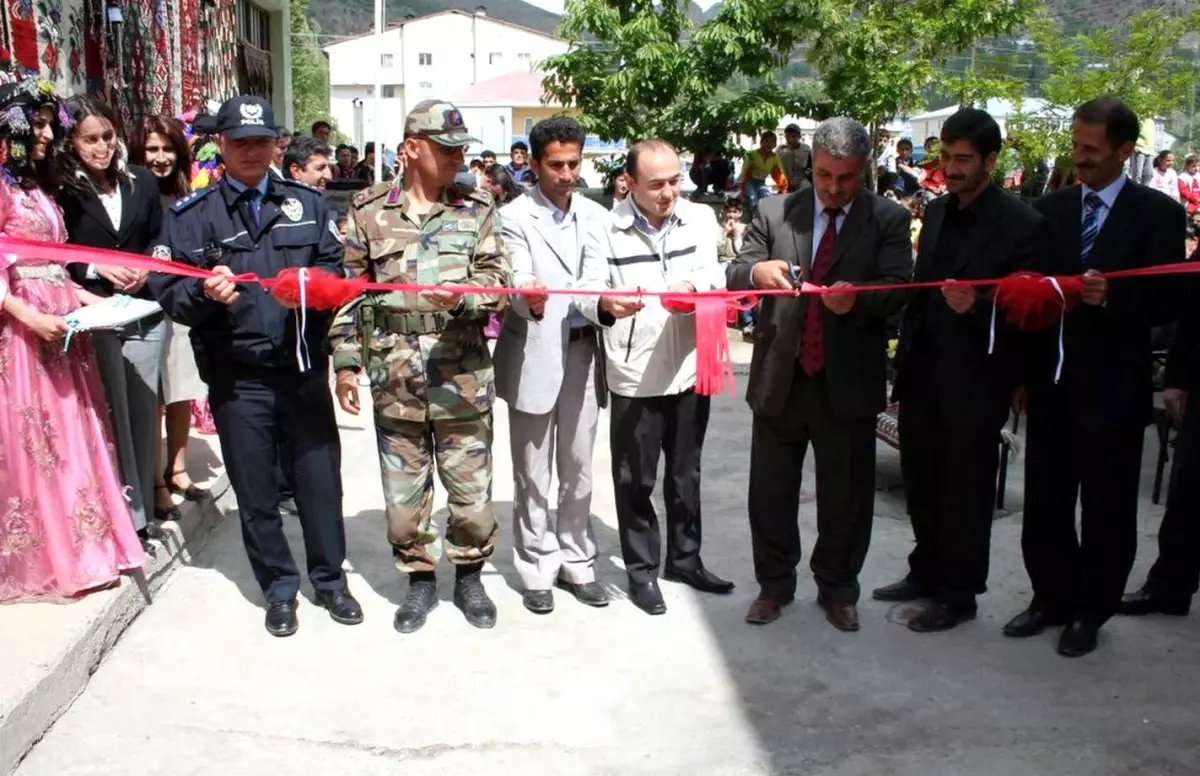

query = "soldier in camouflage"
(328, 99), (511, 633)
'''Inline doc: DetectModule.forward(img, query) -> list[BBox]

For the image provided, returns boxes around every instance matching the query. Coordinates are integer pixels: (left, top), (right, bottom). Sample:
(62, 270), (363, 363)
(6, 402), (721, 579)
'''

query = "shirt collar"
(1082, 173), (1126, 210)
(225, 173), (270, 199)
(629, 197), (680, 235)
(531, 185), (575, 225)
(813, 191), (851, 220)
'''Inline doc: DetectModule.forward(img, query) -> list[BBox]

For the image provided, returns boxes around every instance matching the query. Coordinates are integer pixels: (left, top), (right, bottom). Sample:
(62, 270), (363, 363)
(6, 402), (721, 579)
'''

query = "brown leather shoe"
(818, 594), (860, 632)
(745, 592), (794, 625)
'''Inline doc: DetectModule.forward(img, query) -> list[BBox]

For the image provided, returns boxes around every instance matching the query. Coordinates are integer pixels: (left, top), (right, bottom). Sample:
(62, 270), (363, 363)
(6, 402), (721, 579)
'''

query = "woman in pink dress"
(0, 77), (145, 603)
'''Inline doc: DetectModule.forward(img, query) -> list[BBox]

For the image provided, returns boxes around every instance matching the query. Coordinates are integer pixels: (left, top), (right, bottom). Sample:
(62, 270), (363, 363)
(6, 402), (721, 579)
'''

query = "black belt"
(568, 325), (597, 343)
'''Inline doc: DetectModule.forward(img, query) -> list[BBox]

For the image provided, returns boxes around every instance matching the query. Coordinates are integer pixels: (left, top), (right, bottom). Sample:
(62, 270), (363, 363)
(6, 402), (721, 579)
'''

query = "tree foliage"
(291, 0), (335, 135)
(1007, 8), (1200, 166)
(542, 0), (1035, 153)
(541, 0), (836, 153)
(806, 0), (1037, 128)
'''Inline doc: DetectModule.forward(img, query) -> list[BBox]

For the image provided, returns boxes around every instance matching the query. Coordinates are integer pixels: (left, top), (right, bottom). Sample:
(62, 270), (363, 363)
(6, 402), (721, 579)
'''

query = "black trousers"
(1145, 396), (1200, 598)
(1022, 396), (1144, 625)
(610, 390), (709, 583)
(209, 368), (346, 603)
(748, 372), (876, 604)
(898, 398), (1002, 606)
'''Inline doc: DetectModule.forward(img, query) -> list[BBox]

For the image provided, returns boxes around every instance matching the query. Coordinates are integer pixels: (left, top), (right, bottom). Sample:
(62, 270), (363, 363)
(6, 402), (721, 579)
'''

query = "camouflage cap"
(405, 99), (477, 147)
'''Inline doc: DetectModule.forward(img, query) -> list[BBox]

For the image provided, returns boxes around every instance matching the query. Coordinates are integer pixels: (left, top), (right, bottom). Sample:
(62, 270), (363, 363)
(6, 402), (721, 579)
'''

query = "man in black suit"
(1120, 275), (1200, 618)
(1005, 97), (1185, 656)
(876, 108), (1048, 632)
(727, 116), (912, 631)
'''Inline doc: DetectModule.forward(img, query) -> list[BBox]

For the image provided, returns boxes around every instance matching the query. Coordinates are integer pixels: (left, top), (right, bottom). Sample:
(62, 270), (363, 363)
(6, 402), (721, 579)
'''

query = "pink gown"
(0, 179), (145, 603)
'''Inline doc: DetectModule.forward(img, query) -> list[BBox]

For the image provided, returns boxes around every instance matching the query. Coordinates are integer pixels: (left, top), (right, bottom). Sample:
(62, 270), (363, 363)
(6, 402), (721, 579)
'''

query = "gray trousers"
(509, 338), (601, 590)
(93, 313), (168, 532)
(1131, 152), (1155, 185)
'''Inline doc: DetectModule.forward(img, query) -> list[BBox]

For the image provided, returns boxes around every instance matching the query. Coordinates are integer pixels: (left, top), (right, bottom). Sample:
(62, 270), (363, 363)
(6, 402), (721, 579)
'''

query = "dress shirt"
(1081, 173), (1126, 234)
(810, 193), (850, 271)
(533, 187), (589, 329)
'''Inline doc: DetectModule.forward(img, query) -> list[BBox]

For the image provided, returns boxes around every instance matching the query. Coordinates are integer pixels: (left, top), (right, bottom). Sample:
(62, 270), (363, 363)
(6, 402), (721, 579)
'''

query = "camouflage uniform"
(328, 102), (510, 576)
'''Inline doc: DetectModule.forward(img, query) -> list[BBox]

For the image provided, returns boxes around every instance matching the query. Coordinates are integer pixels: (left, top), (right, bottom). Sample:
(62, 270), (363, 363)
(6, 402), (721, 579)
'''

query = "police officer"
(328, 100), (510, 634)
(149, 96), (362, 637)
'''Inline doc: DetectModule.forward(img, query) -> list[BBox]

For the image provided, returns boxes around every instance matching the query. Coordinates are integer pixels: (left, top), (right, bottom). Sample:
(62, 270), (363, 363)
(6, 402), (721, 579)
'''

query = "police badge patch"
(329, 219), (344, 244)
(281, 198), (303, 222)
(152, 245), (172, 260)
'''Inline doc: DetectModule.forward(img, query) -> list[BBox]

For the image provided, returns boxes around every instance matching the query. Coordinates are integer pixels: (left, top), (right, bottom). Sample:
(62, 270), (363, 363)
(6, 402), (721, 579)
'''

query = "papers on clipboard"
(64, 294), (162, 333)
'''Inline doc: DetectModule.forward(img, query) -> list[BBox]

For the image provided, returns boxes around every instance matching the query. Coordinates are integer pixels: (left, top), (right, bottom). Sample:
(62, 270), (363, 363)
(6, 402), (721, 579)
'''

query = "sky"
(522, 0), (721, 14)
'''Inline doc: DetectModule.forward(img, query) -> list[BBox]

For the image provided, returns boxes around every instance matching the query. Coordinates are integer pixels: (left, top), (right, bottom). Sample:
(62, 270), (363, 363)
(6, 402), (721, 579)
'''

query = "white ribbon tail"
(987, 293), (997, 355)
(294, 268), (312, 372)
(1048, 277), (1065, 384)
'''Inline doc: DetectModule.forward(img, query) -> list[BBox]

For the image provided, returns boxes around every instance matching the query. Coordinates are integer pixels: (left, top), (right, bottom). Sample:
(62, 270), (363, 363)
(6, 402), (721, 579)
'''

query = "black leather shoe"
(523, 589), (554, 614)
(278, 496), (298, 516)
(265, 599), (299, 637)
(394, 573), (438, 634)
(1002, 605), (1067, 638)
(872, 578), (934, 602)
(556, 579), (610, 607)
(1057, 620), (1099, 657)
(629, 580), (667, 615)
(907, 601), (977, 633)
(1118, 587), (1191, 616)
(315, 589), (364, 625)
(454, 567), (497, 629)
(663, 567), (735, 595)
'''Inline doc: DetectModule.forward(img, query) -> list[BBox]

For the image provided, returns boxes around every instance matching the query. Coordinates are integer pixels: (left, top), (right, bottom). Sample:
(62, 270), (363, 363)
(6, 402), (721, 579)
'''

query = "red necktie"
(799, 207), (841, 375)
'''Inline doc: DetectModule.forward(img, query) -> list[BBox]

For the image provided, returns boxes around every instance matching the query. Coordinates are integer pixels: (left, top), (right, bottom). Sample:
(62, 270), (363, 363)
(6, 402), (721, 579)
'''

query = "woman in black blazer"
(58, 96), (171, 536)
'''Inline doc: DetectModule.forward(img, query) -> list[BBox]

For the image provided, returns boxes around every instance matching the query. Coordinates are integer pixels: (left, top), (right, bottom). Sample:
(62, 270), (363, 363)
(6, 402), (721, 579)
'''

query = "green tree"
(541, 0), (836, 153)
(1008, 9), (1200, 164)
(291, 0), (334, 135)
(806, 0), (1037, 130)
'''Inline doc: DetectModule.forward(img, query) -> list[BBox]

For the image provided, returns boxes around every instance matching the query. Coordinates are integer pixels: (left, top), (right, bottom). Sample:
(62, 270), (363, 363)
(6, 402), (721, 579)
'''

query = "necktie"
(242, 188), (262, 227)
(799, 207), (841, 376)
(1080, 192), (1103, 262)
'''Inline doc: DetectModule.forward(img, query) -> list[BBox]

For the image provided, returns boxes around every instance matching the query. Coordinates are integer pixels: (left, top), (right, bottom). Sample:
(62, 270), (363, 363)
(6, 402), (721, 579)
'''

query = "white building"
(323, 9), (567, 153)
(909, 98), (1072, 150)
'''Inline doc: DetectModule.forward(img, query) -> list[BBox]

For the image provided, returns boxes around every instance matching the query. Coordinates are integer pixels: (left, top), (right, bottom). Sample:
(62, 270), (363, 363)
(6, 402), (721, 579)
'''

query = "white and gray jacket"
(575, 197), (724, 397)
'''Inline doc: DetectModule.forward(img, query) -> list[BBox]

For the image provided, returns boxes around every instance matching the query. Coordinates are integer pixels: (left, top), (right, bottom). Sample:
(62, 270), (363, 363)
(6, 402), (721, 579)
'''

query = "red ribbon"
(6, 236), (1197, 395)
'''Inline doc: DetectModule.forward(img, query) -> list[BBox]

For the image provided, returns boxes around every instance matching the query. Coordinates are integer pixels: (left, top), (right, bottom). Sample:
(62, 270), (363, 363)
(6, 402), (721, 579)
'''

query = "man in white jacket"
(575, 139), (734, 615)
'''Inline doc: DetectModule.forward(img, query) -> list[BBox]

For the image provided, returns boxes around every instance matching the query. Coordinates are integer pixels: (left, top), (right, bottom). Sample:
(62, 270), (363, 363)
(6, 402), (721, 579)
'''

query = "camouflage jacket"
(328, 180), (512, 422)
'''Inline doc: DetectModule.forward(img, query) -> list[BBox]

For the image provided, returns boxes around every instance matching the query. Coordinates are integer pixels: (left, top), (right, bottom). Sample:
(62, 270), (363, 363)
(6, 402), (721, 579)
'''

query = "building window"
(419, 53), (432, 66)
(381, 53), (394, 68)
(235, 0), (270, 50)
(524, 117), (533, 134)
(518, 52), (531, 68)
(489, 52), (502, 65)
(382, 85), (396, 98)
(419, 81), (432, 89)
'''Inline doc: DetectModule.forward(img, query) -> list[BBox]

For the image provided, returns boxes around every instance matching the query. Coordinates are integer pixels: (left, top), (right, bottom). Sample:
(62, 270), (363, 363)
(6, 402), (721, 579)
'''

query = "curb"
(0, 474), (233, 776)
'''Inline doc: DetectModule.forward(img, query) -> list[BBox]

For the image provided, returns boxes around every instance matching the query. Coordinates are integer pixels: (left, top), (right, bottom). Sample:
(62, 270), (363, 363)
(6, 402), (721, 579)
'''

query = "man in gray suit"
(494, 117), (611, 614)
(727, 117), (912, 631)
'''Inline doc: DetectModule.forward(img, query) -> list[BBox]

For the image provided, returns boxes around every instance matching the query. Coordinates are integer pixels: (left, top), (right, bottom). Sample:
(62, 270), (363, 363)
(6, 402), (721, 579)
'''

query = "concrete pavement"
(11, 347), (1200, 775)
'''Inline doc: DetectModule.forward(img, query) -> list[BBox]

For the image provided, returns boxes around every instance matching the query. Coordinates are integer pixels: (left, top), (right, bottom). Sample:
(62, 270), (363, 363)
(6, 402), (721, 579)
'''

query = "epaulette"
(275, 176), (322, 195)
(170, 185), (216, 213)
(466, 187), (494, 207)
(353, 181), (394, 208)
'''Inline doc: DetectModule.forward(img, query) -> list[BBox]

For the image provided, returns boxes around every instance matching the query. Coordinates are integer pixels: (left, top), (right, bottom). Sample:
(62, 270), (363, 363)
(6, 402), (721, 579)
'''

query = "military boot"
(394, 572), (438, 634)
(454, 564), (497, 629)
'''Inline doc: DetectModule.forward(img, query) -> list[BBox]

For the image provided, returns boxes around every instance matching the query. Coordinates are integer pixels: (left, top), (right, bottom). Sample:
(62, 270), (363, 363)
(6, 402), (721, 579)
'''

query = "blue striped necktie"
(1081, 192), (1104, 262)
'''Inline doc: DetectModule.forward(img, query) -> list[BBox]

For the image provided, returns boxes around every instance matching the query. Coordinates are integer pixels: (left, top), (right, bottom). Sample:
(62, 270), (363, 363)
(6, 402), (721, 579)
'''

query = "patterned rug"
(0, 0), (237, 119)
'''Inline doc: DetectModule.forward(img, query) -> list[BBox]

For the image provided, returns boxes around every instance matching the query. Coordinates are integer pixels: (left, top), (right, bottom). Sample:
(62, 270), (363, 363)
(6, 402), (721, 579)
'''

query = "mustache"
(946, 174), (967, 181)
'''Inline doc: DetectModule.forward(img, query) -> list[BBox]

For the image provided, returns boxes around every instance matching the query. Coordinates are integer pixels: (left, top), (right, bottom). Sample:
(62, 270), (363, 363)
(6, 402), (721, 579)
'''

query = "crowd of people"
(1, 76), (1195, 665)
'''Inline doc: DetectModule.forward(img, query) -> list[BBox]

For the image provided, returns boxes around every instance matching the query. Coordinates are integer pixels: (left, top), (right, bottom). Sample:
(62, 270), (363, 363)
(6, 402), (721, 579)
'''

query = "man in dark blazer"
(877, 108), (1048, 632)
(727, 116), (912, 631)
(1120, 274), (1200, 618)
(1005, 97), (1185, 657)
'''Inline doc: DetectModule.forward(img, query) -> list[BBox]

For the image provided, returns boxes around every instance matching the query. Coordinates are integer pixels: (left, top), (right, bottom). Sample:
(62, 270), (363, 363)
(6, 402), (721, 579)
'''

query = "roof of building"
(910, 98), (1071, 122)
(323, 9), (561, 51)
(451, 70), (559, 108)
